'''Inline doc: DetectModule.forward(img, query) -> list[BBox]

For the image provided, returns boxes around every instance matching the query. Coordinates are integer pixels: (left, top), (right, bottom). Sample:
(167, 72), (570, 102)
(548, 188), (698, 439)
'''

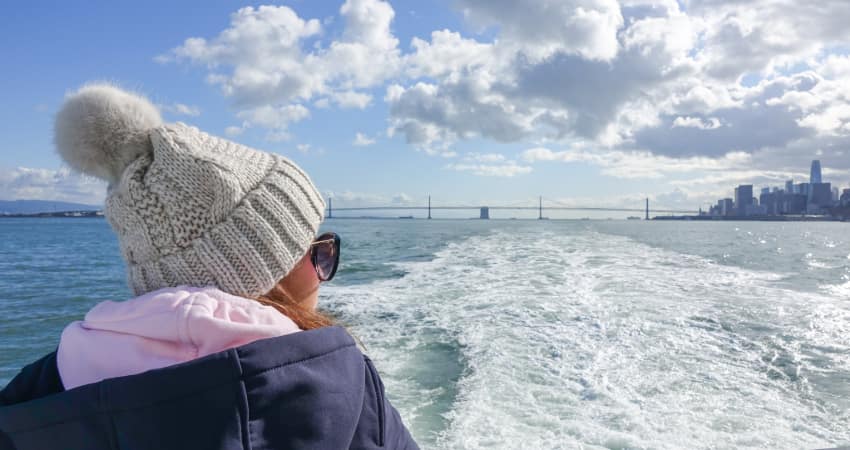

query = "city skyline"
(3, 1), (850, 212)
(706, 159), (850, 218)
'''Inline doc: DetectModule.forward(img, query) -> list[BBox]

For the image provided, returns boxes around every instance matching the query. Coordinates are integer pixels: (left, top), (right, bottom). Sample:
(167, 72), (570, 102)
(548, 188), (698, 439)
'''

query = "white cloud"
(325, 190), (387, 205)
(386, 0), (850, 176)
(352, 132), (376, 146)
(462, 152), (506, 163)
(325, 0), (401, 88)
(521, 147), (753, 179)
(0, 167), (106, 204)
(384, 4), (694, 149)
(686, 1), (850, 80)
(160, 103), (201, 116)
(668, 170), (804, 187)
(161, 5), (323, 104)
(224, 104), (310, 142)
(236, 104), (310, 129)
(160, 1), (522, 150)
(159, 0), (400, 139)
(798, 104), (850, 136)
(391, 192), (413, 204)
(158, 0), (850, 181)
(387, 80), (533, 147)
(455, 0), (624, 62)
(671, 116), (722, 130)
(332, 90), (373, 109)
(405, 30), (497, 78)
(293, 143), (325, 155)
(445, 161), (532, 177)
(544, 188), (706, 212)
(384, 84), (404, 102)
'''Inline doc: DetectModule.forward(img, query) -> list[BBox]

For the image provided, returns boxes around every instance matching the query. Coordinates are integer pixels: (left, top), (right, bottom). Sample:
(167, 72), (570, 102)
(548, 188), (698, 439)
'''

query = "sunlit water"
(1, 218), (848, 449)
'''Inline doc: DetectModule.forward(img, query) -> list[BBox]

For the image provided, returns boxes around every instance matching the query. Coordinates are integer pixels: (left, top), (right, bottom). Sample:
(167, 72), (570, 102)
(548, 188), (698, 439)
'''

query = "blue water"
(1, 217), (849, 449)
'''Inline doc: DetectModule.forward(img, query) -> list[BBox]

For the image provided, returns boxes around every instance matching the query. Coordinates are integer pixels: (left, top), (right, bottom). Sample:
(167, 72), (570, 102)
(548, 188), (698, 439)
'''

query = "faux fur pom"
(54, 83), (162, 183)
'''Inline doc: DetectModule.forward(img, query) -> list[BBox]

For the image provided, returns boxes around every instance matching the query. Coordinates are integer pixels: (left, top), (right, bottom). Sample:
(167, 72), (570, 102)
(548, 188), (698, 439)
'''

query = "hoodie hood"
(57, 285), (300, 389)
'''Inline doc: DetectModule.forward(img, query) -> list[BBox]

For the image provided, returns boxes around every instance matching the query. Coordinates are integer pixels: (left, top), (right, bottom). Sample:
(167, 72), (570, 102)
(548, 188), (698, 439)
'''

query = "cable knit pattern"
(103, 122), (325, 298)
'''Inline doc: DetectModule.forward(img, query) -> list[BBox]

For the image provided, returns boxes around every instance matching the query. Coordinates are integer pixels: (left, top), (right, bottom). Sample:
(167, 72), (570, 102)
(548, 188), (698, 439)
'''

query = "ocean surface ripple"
(1, 218), (849, 449)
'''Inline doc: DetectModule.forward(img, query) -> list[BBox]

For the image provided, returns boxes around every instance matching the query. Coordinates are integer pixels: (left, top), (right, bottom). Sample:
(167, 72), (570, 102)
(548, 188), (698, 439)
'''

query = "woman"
(0, 84), (418, 450)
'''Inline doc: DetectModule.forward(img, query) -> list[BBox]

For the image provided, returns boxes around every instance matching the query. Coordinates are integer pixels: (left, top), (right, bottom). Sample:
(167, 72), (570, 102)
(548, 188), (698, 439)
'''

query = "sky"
(2, 0), (850, 218)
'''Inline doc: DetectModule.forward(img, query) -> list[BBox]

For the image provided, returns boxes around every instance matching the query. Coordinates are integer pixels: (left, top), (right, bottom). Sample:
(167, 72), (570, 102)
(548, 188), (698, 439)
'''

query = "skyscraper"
(810, 160), (822, 184)
(735, 184), (753, 216)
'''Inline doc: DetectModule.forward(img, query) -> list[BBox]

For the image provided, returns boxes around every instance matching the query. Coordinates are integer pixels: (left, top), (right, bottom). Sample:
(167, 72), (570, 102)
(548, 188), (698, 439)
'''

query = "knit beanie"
(53, 83), (326, 298)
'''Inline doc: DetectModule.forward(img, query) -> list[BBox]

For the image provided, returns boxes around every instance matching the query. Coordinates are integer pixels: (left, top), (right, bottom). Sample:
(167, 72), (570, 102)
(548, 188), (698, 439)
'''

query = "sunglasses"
(308, 232), (340, 282)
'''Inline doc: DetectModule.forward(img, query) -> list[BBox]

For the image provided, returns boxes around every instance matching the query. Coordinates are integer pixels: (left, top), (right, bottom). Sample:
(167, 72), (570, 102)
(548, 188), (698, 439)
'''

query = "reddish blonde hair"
(255, 279), (334, 330)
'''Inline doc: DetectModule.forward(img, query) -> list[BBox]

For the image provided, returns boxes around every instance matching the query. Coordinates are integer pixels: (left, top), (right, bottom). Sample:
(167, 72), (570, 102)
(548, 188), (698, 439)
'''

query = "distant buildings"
(706, 159), (848, 219)
(718, 198), (734, 216)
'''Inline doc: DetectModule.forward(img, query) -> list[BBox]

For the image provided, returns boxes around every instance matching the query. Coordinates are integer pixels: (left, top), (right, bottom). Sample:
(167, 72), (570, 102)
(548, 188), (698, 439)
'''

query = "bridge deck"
(329, 206), (696, 214)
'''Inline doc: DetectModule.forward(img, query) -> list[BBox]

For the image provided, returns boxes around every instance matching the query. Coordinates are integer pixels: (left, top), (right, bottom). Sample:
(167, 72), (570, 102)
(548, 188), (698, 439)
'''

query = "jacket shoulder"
(0, 352), (63, 406)
(350, 355), (419, 450)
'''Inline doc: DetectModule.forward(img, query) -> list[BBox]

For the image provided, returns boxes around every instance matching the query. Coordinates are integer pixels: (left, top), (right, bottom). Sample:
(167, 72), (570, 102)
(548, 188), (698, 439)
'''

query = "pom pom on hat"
(54, 83), (163, 183)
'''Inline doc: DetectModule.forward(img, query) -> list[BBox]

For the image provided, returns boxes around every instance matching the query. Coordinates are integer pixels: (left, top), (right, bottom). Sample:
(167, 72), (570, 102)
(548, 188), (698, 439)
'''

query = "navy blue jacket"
(0, 326), (418, 450)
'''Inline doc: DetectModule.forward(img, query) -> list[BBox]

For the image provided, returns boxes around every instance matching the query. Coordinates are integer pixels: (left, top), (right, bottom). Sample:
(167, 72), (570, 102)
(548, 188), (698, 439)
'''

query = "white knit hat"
(54, 83), (326, 298)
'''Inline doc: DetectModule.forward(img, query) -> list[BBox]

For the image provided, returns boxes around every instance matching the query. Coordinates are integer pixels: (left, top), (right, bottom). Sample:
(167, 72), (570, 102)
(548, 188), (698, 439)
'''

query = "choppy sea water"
(1, 217), (848, 449)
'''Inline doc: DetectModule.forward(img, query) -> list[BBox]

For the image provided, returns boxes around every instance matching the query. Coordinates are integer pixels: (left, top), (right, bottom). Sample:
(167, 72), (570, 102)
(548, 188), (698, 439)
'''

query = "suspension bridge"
(326, 196), (697, 219)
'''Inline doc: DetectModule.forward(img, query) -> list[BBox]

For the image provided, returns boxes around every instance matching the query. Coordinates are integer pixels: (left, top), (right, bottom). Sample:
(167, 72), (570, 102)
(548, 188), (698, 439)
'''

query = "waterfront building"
(746, 204), (767, 216)
(797, 182), (810, 198)
(841, 189), (850, 206)
(785, 179), (794, 193)
(810, 183), (832, 208)
(735, 185), (753, 216)
(759, 191), (781, 215)
(833, 187), (840, 203)
(719, 198), (734, 216)
(811, 160), (822, 184)
(783, 193), (807, 214)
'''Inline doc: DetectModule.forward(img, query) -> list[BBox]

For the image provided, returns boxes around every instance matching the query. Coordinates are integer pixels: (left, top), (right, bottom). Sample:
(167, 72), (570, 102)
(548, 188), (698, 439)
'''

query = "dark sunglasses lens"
(314, 234), (339, 281)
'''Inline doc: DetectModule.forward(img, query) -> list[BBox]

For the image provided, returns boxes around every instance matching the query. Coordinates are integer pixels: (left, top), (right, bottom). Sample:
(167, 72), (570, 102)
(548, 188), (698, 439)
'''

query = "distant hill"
(0, 200), (102, 215)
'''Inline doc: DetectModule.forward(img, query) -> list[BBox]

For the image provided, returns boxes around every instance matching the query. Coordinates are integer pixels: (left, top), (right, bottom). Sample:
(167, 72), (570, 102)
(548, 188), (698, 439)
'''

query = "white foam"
(823, 280), (850, 300)
(322, 227), (850, 449)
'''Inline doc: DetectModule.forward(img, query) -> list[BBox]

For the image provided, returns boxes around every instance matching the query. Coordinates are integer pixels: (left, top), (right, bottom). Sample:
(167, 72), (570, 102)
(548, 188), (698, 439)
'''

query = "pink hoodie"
(57, 286), (301, 390)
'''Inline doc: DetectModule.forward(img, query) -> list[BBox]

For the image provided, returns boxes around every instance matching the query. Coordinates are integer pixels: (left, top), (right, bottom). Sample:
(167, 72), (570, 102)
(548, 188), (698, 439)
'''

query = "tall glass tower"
(810, 160), (822, 184)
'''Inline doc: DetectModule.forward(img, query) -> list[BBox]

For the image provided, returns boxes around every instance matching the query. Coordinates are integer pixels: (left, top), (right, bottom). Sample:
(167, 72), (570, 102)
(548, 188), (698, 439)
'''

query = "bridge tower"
(538, 196), (543, 220)
(428, 195), (431, 219)
(328, 197), (333, 219)
(645, 198), (649, 220)
(479, 207), (490, 219)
